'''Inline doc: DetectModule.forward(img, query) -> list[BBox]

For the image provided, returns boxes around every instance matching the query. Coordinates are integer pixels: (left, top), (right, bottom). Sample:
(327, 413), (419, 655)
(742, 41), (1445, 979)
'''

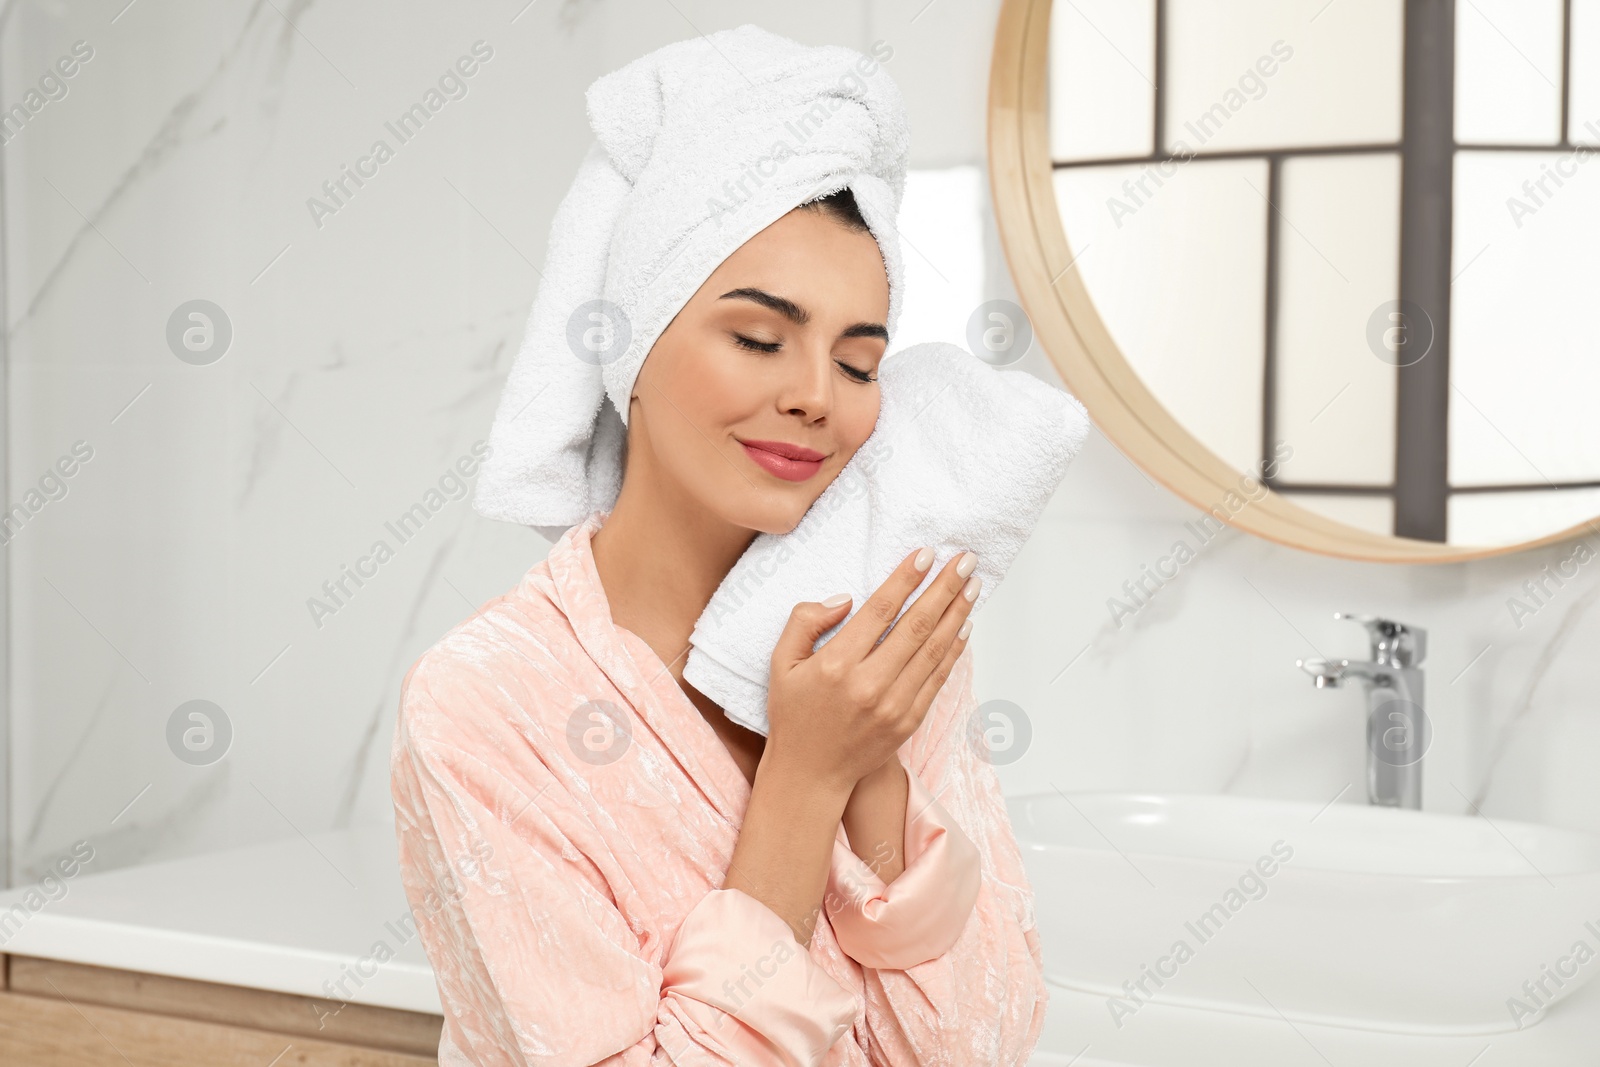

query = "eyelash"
(732, 334), (877, 384)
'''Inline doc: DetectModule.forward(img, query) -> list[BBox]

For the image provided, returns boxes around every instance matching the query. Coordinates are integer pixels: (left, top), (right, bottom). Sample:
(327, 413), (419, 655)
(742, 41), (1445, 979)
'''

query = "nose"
(776, 343), (835, 420)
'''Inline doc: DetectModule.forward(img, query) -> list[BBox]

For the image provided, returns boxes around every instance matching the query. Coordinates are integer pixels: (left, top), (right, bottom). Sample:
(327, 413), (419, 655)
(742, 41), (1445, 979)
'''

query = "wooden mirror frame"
(987, 0), (1597, 563)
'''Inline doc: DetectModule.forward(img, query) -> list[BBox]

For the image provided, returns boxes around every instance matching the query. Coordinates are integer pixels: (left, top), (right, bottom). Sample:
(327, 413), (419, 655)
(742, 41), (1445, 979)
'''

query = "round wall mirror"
(989, 0), (1600, 562)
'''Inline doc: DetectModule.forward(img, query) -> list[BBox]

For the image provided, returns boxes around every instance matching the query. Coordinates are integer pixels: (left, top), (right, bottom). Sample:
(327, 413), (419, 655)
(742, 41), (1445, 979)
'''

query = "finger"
(771, 596), (854, 671)
(905, 621), (972, 735)
(866, 551), (977, 690)
(884, 573), (977, 722)
(823, 546), (936, 663)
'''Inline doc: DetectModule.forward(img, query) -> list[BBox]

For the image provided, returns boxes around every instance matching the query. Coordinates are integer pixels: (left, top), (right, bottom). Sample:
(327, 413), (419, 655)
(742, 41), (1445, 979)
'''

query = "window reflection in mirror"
(1048, 0), (1600, 546)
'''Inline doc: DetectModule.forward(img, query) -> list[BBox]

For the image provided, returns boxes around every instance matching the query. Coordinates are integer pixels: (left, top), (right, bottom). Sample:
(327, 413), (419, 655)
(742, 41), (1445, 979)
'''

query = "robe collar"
(534, 509), (753, 825)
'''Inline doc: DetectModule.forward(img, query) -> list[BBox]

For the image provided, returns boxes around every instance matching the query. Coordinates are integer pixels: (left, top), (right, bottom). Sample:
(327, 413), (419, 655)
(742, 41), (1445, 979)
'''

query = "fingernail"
(963, 576), (982, 602)
(957, 618), (973, 640)
(913, 547), (934, 572)
(956, 551), (978, 578)
(822, 592), (852, 607)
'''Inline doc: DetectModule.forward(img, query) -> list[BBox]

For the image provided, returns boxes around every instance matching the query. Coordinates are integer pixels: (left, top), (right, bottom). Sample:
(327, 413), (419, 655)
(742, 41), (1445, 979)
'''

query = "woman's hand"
(764, 546), (980, 795)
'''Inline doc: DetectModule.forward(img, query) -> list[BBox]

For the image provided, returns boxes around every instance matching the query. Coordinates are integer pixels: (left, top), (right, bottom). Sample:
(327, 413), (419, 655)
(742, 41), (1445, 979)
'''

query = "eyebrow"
(718, 287), (889, 342)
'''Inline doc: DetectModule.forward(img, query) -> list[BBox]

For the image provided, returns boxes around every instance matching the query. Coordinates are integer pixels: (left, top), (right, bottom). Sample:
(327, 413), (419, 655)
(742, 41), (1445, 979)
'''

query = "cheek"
(644, 336), (751, 443)
(838, 389), (882, 451)
(675, 345), (757, 427)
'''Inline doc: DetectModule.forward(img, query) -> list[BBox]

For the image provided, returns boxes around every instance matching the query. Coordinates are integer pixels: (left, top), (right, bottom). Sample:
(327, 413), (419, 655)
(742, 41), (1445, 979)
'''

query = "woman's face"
(625, 206), (890, 535)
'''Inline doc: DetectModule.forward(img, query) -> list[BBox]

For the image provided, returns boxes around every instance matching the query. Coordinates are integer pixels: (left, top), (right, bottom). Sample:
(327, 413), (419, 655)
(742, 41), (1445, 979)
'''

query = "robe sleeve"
(836, 643), (1050, 1067)
(823, 766), (983, 969)
(391, 657), (860, 1067)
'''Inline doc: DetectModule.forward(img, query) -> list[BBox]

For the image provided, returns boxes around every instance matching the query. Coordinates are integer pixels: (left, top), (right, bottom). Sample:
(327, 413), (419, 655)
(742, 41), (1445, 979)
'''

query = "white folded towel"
(682, 341), (1092, 736)
(471, 25), (910, 540)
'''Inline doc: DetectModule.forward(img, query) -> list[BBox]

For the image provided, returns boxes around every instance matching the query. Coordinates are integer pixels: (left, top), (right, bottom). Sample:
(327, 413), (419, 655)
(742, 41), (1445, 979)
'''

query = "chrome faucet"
(1296, 613), (1429, 810)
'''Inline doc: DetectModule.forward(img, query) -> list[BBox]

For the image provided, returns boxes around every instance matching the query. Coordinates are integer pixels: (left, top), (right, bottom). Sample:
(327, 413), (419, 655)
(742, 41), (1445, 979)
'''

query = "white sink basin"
(1008, 792), (1600, 1035)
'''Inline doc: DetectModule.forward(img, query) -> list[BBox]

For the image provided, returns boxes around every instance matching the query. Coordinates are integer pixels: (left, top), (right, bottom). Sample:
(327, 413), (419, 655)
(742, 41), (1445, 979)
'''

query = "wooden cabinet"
(0, 954), (443, 1065)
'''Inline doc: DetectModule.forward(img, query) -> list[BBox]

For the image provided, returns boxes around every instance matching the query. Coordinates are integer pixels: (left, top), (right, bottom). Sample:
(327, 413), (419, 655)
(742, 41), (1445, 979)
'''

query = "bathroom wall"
(4, 0), (1596, 887)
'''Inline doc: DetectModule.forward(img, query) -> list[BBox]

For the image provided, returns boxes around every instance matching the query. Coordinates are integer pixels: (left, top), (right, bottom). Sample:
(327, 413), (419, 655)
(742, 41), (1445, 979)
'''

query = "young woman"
(390, 30), (1048, 1067)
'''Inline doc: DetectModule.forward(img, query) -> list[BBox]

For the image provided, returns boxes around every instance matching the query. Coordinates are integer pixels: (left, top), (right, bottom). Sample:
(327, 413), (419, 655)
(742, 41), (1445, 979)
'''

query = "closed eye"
(732, 333), (782, 354)
(733, 333), (877, 384)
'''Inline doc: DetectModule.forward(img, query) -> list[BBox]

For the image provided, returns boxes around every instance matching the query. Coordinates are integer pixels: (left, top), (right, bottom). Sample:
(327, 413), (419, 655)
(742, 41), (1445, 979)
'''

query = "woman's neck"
(589, 477), (758, 677)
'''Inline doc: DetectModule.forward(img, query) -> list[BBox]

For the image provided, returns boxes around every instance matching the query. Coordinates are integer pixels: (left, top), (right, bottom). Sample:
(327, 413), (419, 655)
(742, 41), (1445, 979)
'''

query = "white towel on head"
(470, 25), (911, 540)
(681, 341), (1092, 737)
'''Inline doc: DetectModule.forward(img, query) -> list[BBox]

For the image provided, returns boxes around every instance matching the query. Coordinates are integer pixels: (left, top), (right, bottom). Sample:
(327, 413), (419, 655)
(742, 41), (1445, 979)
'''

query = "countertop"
(6, 825), (1596, 1064)
(0, 823), (440, 1015)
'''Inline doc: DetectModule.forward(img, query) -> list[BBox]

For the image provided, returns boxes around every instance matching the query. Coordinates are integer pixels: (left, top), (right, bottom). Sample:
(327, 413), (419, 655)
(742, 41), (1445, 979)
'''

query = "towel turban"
(472, 24), (911, 540)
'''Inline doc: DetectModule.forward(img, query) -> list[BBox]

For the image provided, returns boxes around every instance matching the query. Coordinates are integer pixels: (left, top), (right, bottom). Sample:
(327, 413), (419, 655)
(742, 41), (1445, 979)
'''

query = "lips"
(737, 437), (827, 482)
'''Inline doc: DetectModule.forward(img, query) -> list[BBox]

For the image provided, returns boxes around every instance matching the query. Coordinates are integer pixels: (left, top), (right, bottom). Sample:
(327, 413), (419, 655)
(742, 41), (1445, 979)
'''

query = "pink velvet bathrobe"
(390, 510), (1048, 1066)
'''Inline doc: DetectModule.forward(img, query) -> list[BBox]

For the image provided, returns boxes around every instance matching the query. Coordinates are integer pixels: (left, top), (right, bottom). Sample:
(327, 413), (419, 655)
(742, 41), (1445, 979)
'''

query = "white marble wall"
(3, 0), (1596, 889)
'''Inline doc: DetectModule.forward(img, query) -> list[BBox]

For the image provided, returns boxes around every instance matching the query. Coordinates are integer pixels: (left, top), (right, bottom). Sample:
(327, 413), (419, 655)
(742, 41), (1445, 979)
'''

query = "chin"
(747, 502), (810, 537)
(722, 489), (817, 538)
